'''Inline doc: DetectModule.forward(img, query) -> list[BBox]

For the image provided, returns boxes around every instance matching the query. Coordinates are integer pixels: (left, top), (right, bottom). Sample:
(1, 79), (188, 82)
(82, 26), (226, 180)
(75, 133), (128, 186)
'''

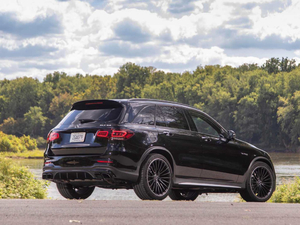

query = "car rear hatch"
(49, 100), (125, 156)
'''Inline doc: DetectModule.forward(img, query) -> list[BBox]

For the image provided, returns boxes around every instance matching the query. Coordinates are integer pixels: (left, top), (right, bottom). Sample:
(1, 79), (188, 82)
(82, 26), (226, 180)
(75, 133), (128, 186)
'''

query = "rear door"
(156, 105), (202, 179)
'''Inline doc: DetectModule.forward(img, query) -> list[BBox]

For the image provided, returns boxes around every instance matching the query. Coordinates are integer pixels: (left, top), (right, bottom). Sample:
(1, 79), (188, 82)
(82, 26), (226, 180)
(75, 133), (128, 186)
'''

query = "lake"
(14, 153), (300, 201)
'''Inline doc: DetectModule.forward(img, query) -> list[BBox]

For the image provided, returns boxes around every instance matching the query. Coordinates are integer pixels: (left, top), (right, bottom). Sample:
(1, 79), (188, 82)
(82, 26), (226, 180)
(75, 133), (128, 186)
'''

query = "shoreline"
(3, 151), (299, 160)
(3, 156), (43, 159)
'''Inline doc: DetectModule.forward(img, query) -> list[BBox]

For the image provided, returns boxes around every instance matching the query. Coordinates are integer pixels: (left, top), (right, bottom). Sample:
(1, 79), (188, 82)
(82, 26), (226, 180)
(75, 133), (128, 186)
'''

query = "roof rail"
(128, 98), (194, 108)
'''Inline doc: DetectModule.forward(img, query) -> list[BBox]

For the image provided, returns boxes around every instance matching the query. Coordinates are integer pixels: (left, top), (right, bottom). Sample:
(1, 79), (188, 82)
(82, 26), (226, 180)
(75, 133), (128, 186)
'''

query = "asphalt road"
(0, 200), (299, 225)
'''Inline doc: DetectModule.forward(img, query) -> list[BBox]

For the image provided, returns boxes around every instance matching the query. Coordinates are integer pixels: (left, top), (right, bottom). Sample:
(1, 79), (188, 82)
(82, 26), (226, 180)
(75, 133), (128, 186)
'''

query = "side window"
(132, 106), (155, 125)
(160, 106), (189, 130)
(125, 103), (148, 123)
(189, 111), (219, 136)
(156, 106), (167, 127)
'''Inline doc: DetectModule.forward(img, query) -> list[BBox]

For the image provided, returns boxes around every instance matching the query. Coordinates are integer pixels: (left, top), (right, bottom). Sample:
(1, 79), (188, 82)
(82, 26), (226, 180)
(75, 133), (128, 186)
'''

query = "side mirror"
(228, 130), (236, 140)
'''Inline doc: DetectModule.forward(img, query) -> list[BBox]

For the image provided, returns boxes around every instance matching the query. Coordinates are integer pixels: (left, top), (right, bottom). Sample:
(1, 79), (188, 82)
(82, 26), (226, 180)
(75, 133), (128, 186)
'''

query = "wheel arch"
(249, 157), (275, 174)
(241, 156), (276, 188)
(137, 146), (176, 176)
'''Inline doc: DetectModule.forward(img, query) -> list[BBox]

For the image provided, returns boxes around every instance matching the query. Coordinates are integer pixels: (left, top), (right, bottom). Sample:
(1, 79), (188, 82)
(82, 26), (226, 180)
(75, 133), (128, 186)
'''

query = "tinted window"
(58, 108), (122, 126)
(156, 106), (167, 127)
(159, 106), (189, 130)
(189, 111), (219, 136)
(125, 103), (148, 123)
(132, 106), (155, 125)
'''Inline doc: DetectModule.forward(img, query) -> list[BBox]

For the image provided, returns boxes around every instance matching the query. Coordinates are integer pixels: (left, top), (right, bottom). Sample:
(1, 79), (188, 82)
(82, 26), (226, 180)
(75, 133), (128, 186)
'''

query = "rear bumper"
(42, 154), (139, 187)
(43, 165), (138, 182)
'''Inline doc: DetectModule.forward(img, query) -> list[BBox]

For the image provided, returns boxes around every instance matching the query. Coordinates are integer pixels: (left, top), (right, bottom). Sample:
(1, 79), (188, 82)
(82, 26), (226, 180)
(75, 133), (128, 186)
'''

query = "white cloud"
(0, 0), (62, 21)
(0, 0), (300, 80)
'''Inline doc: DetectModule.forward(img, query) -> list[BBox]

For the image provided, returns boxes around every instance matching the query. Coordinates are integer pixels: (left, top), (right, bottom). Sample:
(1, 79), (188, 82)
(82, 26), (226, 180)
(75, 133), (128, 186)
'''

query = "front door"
(187, 110), (245, 183)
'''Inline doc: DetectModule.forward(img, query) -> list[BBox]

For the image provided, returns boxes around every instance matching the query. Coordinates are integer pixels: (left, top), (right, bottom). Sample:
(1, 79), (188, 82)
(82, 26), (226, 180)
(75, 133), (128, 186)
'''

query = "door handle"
(201, 136), (212, 142)
(163, 131), (173, 136)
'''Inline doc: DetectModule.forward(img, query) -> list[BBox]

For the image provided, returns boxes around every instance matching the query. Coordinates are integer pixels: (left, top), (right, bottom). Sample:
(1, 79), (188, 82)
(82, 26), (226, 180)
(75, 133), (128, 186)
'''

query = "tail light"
(111, 130), (134, 140)
(86, 102), (103, 105)
(47, 132), (60, 142)
(96, 131), (109, 138)
(95, 129), (134, 140)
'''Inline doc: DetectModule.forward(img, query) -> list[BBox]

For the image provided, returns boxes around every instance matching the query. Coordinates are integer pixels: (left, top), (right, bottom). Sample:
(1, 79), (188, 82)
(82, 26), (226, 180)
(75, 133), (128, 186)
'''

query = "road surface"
(0, 200), (299, 225)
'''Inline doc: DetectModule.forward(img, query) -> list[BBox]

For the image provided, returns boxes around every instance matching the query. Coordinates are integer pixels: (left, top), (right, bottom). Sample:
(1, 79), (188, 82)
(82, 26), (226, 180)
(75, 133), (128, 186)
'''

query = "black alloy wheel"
(169, 190), (199, 201)
(147, 158), (171, 196)
(56, 183), (95, 199)
(134, 154), (172, 200)
(240, 162), (275, 202)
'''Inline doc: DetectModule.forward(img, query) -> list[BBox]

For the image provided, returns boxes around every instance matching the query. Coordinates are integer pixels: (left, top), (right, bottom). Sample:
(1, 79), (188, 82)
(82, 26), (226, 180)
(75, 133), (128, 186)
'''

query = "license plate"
(70, 132), (86, 143)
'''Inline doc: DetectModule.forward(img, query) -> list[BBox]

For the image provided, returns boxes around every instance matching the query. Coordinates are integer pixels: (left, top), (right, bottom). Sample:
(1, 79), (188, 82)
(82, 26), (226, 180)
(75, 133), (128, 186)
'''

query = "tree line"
(0, 57), (299, 152)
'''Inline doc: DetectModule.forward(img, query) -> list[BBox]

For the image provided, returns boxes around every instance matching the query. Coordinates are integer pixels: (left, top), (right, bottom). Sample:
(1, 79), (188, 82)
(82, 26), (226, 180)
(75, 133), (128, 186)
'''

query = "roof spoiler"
(71, 100), (123, 110)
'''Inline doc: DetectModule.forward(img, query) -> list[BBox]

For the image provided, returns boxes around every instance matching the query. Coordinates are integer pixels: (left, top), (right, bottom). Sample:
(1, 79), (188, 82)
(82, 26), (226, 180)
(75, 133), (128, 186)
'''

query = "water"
(14, 152), (300, 201)
(270, 153), (300, 184)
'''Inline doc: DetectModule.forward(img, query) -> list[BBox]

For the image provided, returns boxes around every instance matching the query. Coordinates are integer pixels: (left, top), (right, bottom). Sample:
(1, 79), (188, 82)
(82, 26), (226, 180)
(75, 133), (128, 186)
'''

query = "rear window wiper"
(78, 119), (96, 124)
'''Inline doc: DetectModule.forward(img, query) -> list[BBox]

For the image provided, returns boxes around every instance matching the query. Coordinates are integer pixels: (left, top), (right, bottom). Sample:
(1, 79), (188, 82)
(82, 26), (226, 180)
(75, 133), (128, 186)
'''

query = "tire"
(56, 183), (95, 199)
(169, 190), (199, 201)
(240, 162), (275, 202)
(134, 154), (172, 200)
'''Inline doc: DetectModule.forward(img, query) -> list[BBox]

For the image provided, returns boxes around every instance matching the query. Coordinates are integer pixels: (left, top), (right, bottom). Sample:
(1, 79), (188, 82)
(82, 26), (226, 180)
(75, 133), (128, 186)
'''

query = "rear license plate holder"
(70, 132), (86, 143)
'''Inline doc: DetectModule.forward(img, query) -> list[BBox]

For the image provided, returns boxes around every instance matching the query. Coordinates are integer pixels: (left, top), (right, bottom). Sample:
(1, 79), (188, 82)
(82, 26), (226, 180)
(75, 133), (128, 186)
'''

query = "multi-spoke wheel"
(56, 183), (95, 199)
(240, 162), (275, 202)
(147, 158), (172, 196)
(169, 190), (199, 201)
(134, 154), (172, 200)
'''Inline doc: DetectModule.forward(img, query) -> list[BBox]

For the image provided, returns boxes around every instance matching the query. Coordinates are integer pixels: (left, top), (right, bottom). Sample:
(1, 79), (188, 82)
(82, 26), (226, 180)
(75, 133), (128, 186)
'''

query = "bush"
(0, 158), (48, 199)
(0, 136), (12, 152)
(269, 177), (300, 203)
(0, 134), (26, 153)
(0, 131), (37, 153)
(20, 135), (37, 150)
(36, 136), (47, 149)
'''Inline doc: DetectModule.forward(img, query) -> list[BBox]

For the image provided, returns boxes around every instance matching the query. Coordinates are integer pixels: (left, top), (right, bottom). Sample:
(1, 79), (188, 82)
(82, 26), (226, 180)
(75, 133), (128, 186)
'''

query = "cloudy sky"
(0, 0), (300, 80)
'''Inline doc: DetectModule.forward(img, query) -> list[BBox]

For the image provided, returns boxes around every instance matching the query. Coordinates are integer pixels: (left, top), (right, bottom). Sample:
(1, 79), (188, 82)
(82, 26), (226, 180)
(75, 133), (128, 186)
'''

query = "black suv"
(43, 99), (276, 202)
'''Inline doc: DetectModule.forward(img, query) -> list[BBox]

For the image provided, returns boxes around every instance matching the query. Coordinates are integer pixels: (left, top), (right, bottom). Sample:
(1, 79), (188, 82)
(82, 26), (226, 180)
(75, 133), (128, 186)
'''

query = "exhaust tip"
(42, 173), (53, 179)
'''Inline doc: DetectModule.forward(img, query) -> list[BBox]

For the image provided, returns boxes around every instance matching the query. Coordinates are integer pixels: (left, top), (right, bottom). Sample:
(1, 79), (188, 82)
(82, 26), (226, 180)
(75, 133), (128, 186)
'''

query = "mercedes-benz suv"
(43, 99), (276, 201)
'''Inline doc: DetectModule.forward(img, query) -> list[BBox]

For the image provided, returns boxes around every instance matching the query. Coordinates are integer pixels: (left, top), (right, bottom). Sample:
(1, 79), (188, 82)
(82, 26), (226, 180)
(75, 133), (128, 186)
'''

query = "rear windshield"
(57, 108), (123, 127)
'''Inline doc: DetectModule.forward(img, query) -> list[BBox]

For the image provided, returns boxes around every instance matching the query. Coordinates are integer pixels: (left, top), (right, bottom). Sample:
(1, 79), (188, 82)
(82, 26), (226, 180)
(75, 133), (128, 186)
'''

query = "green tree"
(49, 93), (78, 126)
(114, 63), (151, 98)
(262, 57), (297, 74)
(142, 82), (175, 101)
(0, 117), (18, 135)
(234, 92), (260, 142)
(277, 91), (300, 150)
(23, 107), (47, 136)
(0, 77), (40, 120)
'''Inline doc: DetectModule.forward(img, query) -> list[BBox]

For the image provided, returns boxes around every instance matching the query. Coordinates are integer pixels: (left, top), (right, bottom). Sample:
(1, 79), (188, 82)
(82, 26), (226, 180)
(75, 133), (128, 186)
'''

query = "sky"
(0, 0), (300, 80)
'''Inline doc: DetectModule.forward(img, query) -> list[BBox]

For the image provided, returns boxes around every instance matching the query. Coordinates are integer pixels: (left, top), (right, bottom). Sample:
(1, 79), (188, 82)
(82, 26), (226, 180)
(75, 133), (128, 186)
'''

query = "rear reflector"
(97, 160), (113, 164)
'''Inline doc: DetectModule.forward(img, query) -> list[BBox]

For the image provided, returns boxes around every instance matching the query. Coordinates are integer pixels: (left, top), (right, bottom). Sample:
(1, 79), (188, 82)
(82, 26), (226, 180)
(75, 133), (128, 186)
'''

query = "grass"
(0, 149), (44, 158)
